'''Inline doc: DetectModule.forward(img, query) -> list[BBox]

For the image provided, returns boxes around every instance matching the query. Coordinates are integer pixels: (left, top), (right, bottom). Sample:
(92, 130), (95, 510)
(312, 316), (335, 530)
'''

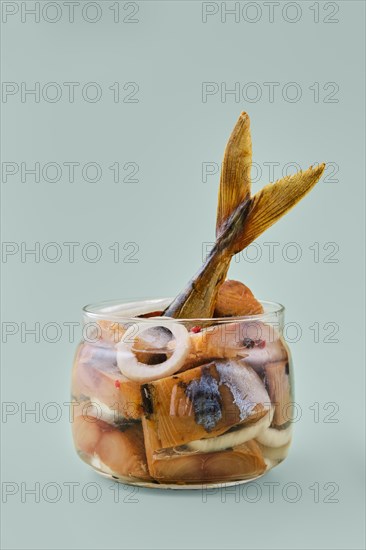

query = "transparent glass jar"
(71, 298), (293, 489)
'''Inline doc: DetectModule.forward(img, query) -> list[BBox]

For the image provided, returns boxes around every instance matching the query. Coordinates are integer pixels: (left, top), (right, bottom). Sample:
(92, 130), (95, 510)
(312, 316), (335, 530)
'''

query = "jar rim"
(82, 297), (285, 324)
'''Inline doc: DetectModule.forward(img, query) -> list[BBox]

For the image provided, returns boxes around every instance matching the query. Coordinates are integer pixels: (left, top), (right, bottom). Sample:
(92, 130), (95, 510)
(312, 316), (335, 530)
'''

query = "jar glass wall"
(71, 298), (293, 488)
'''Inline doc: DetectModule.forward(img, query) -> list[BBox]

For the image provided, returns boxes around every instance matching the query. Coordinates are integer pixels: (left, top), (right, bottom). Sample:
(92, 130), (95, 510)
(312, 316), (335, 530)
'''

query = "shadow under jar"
(71, 298), (294, 489)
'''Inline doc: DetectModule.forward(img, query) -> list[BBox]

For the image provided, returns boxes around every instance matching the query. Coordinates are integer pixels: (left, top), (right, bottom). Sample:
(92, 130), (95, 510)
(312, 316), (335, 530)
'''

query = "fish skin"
(142, 359), (269, 449)
(141, 417), (267, 483)
(164, 112), (325, 319)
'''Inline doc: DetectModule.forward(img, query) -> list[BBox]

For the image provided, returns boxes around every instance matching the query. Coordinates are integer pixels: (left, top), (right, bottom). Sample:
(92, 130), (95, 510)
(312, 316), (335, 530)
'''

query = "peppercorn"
(242, 338), (255, 349)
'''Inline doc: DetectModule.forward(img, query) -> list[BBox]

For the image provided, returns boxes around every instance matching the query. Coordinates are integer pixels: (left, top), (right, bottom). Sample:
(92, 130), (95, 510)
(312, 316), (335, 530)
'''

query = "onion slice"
(187, 407), (274, 453)
(256, 425), (292, 448)
(116, 320), (190, 382)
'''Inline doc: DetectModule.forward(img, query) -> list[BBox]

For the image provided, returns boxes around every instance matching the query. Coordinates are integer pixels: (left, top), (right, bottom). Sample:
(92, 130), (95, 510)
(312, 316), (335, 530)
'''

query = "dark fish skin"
(185, 367), (223, 432)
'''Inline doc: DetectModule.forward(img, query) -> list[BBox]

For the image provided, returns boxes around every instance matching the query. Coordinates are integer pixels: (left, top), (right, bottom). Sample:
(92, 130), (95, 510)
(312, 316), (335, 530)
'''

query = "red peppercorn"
(255, 339), (266, 349)
(191, 326), (202, 333)
(114, 380), (121, 389)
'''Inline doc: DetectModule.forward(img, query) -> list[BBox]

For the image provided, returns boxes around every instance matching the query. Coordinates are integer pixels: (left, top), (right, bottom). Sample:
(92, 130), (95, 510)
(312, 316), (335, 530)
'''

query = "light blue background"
(1, 1), (365, 549)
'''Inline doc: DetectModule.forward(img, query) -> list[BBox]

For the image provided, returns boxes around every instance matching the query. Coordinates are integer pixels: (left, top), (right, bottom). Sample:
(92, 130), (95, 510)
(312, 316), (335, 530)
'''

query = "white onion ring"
(116, 320), (190, 382)
(256, 425), (292, 448)
(96, 299), (173, 335)
(187, 407), (274, 453)
(113, 298), (172, 319)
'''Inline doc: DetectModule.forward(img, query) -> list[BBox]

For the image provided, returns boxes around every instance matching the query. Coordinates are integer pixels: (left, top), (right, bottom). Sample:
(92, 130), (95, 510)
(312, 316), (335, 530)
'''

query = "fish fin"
(216, 112), (252, 238)
(163, 252), (231, 319)
(232, 163), (326, 253)
(171, 197), (252, 317)
(164, 163), (324, 319)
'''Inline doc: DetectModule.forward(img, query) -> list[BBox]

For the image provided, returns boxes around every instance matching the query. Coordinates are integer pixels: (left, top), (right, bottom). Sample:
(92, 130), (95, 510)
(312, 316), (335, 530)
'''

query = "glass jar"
(71, 298), (293, 489)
